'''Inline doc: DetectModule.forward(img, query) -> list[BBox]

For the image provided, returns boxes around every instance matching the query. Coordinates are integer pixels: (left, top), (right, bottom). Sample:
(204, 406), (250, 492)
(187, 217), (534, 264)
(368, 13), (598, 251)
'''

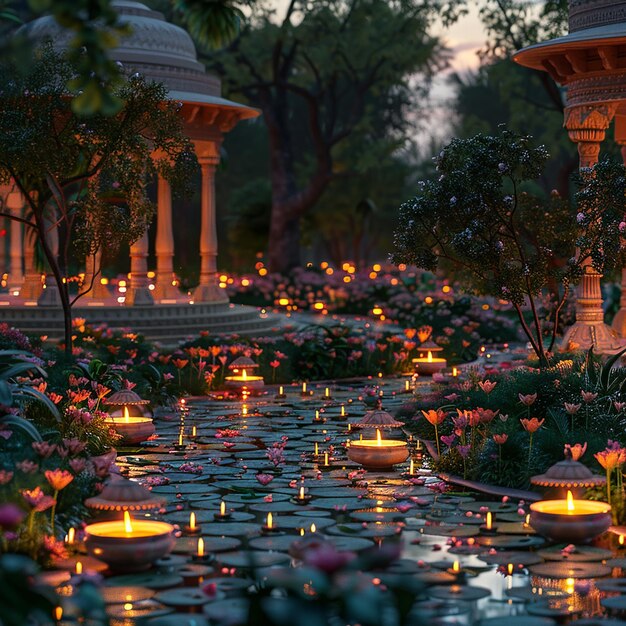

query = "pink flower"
(256, 473), (274, 486)
(302, 543), (355, 574)
(493, 434), (508, 445)
(581, 390), (598, 404)
(16, 460), (38, 474)
(478, 380), (497, 394)
(518, 393), (537, 406)
(0, 470), (13, 485)
(21, 487), (56, 512)
(0, 503), (25, 529)
(520, 417), (544, 433)
(564, 403), (581, 415)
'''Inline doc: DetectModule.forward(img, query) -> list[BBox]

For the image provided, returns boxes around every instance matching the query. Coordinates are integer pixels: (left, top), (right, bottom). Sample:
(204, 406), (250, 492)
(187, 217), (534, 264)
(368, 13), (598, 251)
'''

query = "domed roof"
(531, 459), (606, 488)
(22, 0), (233, 104)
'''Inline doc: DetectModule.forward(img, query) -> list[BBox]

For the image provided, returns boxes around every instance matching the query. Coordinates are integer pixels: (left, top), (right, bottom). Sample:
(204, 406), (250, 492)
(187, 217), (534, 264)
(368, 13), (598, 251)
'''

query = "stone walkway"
(71, 378), (626, 625)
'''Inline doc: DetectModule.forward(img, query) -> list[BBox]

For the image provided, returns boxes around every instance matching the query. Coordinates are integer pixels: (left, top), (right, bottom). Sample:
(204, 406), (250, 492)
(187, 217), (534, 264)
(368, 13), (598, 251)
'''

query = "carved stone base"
(561, 320), (626, 354)
(125, 287), (154, 306)
(84, 280), (111, 301)
(193, 276), (228, 304)
(20, 274), (43, 300)
(153, 275), (181, 301)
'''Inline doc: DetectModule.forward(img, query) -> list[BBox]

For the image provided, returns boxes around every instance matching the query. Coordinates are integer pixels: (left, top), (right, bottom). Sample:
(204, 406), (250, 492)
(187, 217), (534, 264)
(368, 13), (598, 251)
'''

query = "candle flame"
(409, 459), (414, 475)
(427, 351), (433, 363)
(486, 511), (492, 530)
(376, 429), (382, 446)
(310, 523), (316, 533)
(66, 527), (75, 544)
(302, 382), (307, 393)
(220, 501), (226, 516)
(124, 405), (130, 423)
(452, 561), (460, 572)
(314, 442), (319, 455)
(75, 561), (83, 575)
(267, 512), (273, 529)
(299, 486), (305, 499)
(124, 511), (133, 534)
(620, 534), (625, 546)
(315, 410), (319, 420)
(190, 512), (196, 530)
(325, 387), (330, 397)
(192, 425), (197, 437)
(507, 563), (514, 576)
(242, 369), (248, 381)
(324, 452), (329, 466)
(341, 405), (346, 416)
(178, 430), (184, 446)
(242, 405), (248, 416)
(279, 386), (284, 395)
(197, 537), (204, 557)
(567, 490), (575, 512)
(452, 367), (458, 377)
(54, 606), (63, 621)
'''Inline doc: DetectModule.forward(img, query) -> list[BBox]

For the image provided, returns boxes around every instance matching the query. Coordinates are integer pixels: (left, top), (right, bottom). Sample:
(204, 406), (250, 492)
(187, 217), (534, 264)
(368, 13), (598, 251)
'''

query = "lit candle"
(486, 512), (493, 530)
(220, 501), (226, 516)
(452, 367), (458, 377)
(190, 512), (196, 530)
(405, 380), (410, 391)
(376, 429), (382, 447)
(242, 405), (248, 416)
(325, 387), (330, 398)
(214, 500), (231, 519)
(324, 452), (329, 466)
(191, 425), (197, 438)
(266, 513), (273, 529)
(620, 535), (625, 546)
(299, 486), (305, 500)
(310, 523), (316, 533)
(197, 537), (204, 558)
(315, 410), (320, 421)
(452, 560), (460, 573)
(341, 405), (346, 417)
(409, 459), (414, 475)
(66, 527), (75, 544)
(302, 382), (307, 394)
(314, 442), (319, 456)
(279, 386), (284, 396)
(178, 430), (184, 447)
(75, 561), (83, 575)
(507, 563), (514, 576)
(54, 606), (63, 622)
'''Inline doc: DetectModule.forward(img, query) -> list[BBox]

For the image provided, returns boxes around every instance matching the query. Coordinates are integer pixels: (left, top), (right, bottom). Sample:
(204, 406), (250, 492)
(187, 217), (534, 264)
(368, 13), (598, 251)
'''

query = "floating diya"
(479, 511), (498, 535)
(347, 428), (409, 470)
(224, 356), (264, 392)
(84, 510), (174, 572)
(262, 512), (281, 534)
(275, 385), (287, 400)
(214, 500), (231, 520)
(292, 486), (312, 505)
(301, 381), (313, 397)
(529, 490), (611, 544)
(412, 348), (447, 376)
(184, 512), (201, 535)
(104, 389), (154, 445)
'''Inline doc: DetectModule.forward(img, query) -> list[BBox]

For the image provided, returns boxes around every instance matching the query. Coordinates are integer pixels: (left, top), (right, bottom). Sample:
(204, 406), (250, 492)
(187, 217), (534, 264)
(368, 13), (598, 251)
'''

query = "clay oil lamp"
(412, 346), (447, 376)
(224, 356), (264, 393)
(312, 409), (326, 424)
(262, 512), (281, 534)
(84, 510), (174, 572)
(347, 428), (409, 471)
(214, 500), (232, 520)
(479, 511), (498, 535)
(193, 537), (214, 563)
(301, 381), (313, 397)
(292, 486), (312, 506)
(184, 512), (201, 535)
(85, 477), (165, 514)
(104, 389), (154, 445)
(322, 386), (334, 402)
(531, 446), (606, 499)
(275, 385), (287, 400)
(529, 490), (611, 544)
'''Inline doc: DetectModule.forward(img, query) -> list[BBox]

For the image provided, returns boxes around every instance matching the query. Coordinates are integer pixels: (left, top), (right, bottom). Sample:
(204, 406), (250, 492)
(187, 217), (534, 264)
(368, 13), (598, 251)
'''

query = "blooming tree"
(393, 128), (626, 366)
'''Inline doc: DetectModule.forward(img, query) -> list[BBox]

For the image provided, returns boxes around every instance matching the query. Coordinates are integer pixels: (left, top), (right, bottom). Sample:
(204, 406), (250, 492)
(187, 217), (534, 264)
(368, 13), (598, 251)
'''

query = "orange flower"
(44, 469), (74, 491)
(520, 417), (544, 433)
(421, 409), (445, 426)
(564, 442), (587, 461)
(478, 380), (497, 394)
(493, 434), (508, 445)
(403, 328), (417, 340)
(172, 359), (189, 370)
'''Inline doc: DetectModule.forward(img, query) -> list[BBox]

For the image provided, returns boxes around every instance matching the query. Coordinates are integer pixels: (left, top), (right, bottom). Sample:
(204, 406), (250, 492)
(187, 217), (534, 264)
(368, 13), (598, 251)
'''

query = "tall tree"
(200, 0), (451, 272)
(0, 47), (196, 355)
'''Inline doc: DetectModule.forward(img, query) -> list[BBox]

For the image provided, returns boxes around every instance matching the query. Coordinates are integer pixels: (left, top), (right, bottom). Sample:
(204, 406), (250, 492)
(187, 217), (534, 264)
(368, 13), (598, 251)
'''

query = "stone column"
(193, 156), (226, 302)
(83, 249), (110, 301)
(21, 228), (43, 300)
(611, 143), (626, 337)
(126, 231), (153, 305)
(560, 104), (623, 353)
(153, 175), (179, 301)
(6, 191), (23, 295)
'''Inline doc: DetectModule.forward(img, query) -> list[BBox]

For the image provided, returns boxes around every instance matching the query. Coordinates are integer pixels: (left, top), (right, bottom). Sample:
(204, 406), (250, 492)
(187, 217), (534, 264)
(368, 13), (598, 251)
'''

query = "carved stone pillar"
(611, 142), (626, 337)
(193, 155), (226, 302)
(126, 232), (153, 306)
(560, 104), (623, 353)
(153, 175), (179, 301)
(21, 228), (43, 300)
(6, 191), (23, 295)
(83, 249), (110, 301)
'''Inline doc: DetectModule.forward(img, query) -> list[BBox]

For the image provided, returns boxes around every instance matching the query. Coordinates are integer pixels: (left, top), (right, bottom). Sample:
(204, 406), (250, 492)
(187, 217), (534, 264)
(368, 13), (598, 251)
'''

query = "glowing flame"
(310, 523), (316, 533)
(567, 490), (575, 512)
(189, 512), (196, 530)
(507, 563), (514, 576)
(55, 607), (63, 621)
(409, 459), (414, 475)
(452, 366), (458, 377)
(376, 429), (382, 447)
(123, 405), (130, 423)
(486, 511), (492, 530)
(267, 513), (273, 529)
(341, 405), (346, 417)
(242, 369), (248, 381)
(452, 561), (460, 572)
(427, 351), (433, 362)
(302, 382), (307, 393)
(124, 511), (133, 534)
(75, 561), (83, 575)
(314, 442), (319, 455)
(197, 537), (204, 557)
(220, 501), (226, 516)
(299, 487), (305, 500)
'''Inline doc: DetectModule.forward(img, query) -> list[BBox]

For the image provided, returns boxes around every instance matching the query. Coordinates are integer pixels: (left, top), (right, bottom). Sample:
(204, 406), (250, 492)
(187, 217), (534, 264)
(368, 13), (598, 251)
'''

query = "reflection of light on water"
(531, 576), (602, 617)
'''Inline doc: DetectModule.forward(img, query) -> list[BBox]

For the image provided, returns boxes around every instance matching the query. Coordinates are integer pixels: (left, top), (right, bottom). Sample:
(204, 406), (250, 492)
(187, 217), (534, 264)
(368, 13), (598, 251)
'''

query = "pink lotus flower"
(256, 473), (274, 486)
(31, 441), (56, 458)
(581, 390), (598, 404)
(614, 401), (626, 412)
(520, 417), (544, 433)
(302, 543), (355, 574)
(0, 470), (13, 485)
(564, 403), (581, 415)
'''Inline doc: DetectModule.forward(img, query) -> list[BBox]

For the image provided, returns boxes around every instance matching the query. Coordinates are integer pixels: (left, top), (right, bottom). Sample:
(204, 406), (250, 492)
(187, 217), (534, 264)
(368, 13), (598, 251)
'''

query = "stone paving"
(68, 378), (626, 625)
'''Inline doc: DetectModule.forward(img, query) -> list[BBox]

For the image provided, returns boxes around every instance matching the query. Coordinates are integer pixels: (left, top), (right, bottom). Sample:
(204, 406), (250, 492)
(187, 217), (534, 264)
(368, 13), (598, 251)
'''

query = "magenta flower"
(0, 503), (25, 529)
(21, 487), (56, 512)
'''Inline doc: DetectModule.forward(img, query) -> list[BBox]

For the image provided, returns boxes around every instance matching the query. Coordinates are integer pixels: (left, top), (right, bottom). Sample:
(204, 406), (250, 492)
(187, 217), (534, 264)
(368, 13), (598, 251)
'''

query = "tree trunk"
(267, 207), (301, 273)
